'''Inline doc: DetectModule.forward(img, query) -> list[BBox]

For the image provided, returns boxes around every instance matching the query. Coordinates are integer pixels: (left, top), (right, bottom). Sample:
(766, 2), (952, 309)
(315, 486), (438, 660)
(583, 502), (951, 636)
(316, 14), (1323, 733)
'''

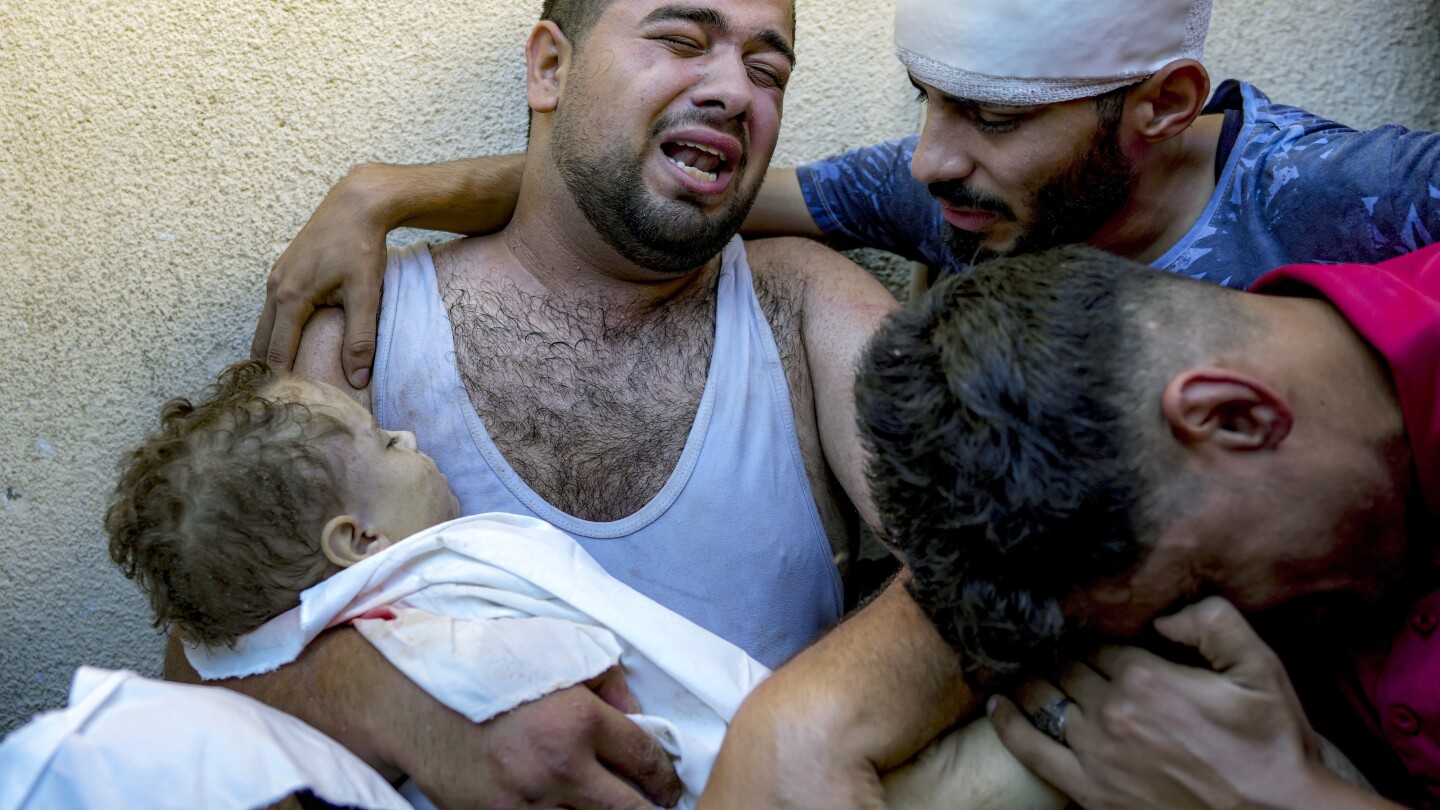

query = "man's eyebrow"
(752, 28), (796, 67)
(640, 4), (729, 31)
(641, 4), (796, 67)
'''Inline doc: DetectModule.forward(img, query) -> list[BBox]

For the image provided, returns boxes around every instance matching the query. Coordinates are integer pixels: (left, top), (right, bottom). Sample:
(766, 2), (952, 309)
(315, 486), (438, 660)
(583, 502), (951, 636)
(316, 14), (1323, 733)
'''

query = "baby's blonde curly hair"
(106, 360), (349, 648)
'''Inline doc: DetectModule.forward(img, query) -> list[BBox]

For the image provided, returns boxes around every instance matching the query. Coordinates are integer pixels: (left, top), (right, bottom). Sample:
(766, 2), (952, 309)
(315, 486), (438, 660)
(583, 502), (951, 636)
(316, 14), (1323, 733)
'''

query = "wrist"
(332, 162), (415, 233)
(300, 629), (410, 781)
(736, 588), (973, 772)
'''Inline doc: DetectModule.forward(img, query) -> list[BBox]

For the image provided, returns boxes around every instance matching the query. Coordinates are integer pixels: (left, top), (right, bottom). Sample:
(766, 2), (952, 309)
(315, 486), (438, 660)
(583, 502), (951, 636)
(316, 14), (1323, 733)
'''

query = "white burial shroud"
(0, 666), (411, 810)
(187, 512), (774, 808)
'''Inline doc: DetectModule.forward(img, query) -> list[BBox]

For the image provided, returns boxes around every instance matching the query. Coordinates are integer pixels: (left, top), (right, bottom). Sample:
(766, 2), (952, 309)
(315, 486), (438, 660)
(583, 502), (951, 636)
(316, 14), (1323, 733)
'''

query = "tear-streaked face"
(551, 0), (795, 273)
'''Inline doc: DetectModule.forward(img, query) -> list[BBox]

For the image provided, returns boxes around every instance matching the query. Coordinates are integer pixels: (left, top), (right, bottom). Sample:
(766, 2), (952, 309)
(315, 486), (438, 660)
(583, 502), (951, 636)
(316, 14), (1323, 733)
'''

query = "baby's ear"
(321, 516), (394, 567)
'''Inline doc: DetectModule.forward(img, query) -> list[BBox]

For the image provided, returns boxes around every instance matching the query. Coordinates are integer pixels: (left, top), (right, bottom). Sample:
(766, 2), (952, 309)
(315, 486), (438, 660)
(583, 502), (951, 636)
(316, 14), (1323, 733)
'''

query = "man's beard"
(554, 108), (756, 275)
(933, 120), (1136, 266)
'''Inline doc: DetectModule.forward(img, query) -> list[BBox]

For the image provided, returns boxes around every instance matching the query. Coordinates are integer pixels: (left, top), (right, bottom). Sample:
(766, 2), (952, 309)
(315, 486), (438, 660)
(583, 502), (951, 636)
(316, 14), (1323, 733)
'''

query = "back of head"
(894, 0), (1212, 105)
(105, 360), (346, 648)
(857, 245), (1237, 676)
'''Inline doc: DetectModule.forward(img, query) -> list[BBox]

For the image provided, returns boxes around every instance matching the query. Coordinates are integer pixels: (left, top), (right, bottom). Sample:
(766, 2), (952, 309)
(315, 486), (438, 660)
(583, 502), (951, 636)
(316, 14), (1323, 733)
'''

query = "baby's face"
(278, 377), (461, 542)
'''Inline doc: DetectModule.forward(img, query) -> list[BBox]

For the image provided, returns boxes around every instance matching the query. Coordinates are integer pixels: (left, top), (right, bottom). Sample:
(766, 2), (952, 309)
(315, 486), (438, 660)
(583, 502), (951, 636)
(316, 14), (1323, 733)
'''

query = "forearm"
(165, 627), (405, 779)
(701, 576), (975, 808)
(741, 168), (825, 238)
(341, 153), (526, 236)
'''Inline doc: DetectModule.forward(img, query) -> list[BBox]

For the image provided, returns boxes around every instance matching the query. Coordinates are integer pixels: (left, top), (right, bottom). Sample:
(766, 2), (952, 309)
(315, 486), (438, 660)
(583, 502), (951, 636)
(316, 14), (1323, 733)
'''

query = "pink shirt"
(1254, 242), (1440, 804)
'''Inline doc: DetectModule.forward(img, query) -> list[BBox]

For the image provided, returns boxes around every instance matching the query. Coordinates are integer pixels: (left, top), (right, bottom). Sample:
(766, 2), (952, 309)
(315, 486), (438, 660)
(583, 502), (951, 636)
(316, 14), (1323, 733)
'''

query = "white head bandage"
(895, 0), (1212, 106)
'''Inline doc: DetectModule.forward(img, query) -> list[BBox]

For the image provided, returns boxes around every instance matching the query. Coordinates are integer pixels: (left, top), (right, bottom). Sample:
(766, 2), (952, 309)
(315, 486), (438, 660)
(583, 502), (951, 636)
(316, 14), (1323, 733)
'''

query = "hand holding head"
(859, 244), (1409, 676)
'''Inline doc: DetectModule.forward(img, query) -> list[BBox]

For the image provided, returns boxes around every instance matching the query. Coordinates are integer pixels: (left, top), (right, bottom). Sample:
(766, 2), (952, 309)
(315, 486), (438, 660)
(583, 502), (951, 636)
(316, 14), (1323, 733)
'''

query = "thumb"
(341, 277), (381, 389)
(586, 665), (642, 714)
(1153, 596), (1276, 688)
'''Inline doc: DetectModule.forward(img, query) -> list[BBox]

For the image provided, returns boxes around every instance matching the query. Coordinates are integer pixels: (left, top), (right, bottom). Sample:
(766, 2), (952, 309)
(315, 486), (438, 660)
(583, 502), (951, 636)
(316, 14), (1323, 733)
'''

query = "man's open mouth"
(662, 140), (729, 182)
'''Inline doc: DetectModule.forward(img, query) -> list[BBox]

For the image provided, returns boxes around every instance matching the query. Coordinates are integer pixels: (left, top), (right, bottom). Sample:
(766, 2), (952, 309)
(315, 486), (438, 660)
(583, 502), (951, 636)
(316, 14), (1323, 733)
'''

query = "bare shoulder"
(744, 237), (898, 330)
(743, 235), (842, 265)
(746, 236), (873, 282)
(743, 239), (896, 532)
(294, 307), (371, 410)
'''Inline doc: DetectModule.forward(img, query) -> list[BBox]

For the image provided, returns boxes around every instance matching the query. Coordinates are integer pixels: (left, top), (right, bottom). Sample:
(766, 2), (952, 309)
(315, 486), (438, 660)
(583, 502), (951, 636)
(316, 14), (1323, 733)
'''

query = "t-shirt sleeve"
(1373, 125), (1440, 254)
(1270, 122), (1440, 260)
(795, 136), (949, 267)
(1156, 87), (1439, 287)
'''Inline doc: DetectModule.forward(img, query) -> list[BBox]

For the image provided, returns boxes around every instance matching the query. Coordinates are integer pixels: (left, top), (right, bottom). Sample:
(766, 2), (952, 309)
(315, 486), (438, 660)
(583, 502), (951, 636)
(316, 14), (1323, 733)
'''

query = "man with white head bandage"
(841, 0), (1436, 283)
(893, 0), (1211, 105)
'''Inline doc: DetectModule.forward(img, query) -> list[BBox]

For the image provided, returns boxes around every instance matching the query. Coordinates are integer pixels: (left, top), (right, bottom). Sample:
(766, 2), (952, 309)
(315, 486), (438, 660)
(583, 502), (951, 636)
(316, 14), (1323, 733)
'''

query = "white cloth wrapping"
(0, 667), (409, 810)
(894, 0), (1212, 104)
(187, 513), (773, 808)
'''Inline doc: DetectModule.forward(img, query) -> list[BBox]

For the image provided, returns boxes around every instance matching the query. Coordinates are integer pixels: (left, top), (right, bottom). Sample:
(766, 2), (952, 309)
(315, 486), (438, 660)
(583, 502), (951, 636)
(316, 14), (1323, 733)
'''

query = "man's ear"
(1161, 367), (1293, 451)
(526, 21), (571, 114)
(1127, 59), (1209, 143)
(320, 515), (395, 567)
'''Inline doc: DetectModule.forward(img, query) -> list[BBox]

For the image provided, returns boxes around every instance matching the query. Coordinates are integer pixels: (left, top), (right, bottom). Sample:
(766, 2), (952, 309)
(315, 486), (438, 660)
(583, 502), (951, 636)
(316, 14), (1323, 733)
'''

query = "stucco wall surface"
(1206, 0), (1439, 132)
(1, 0), (1436, 734)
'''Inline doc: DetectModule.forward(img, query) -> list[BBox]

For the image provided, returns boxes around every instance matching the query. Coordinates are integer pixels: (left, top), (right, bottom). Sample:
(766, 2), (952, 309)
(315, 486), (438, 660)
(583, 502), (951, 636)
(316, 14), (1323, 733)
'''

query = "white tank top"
(372, 237), (842, 667)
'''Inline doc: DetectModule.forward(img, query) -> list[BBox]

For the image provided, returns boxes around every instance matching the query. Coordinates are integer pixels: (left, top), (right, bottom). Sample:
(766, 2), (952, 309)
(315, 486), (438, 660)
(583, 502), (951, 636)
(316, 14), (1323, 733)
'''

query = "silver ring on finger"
(1031, 697), (1070, 746)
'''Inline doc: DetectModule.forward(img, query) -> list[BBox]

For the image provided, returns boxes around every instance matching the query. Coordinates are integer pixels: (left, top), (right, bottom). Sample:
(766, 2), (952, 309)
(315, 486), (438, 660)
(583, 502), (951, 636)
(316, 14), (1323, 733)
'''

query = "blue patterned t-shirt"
(796, 81), (1440, 289)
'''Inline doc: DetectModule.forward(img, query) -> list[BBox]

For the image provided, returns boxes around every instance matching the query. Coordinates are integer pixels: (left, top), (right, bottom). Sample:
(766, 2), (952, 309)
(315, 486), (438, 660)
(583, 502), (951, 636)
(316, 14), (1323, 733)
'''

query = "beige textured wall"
(1, 0), (1436, 733)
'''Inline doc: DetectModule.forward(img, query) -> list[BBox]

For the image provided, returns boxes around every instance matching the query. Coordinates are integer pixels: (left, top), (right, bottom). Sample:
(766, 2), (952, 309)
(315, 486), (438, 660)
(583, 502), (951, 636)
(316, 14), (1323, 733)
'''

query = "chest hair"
(442, 268), (743, 522)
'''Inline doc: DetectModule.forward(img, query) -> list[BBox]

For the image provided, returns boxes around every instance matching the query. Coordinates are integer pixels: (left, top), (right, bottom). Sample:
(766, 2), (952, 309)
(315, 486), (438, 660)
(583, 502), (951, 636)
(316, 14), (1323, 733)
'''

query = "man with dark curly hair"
(853, 242), (1440, 808)
(857, 245), (1254, 678)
